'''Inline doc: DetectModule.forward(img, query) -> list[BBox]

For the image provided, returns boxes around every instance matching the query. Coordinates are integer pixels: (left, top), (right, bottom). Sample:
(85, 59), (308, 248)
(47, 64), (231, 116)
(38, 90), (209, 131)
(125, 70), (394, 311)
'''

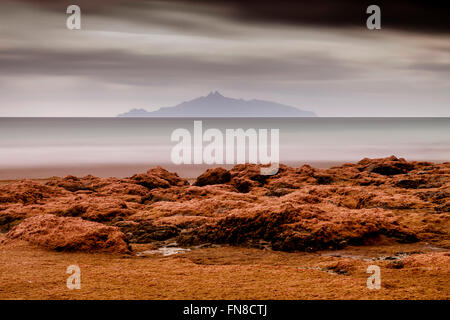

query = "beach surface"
(1, 238), (448, 300)
(0, 156), (448, 299)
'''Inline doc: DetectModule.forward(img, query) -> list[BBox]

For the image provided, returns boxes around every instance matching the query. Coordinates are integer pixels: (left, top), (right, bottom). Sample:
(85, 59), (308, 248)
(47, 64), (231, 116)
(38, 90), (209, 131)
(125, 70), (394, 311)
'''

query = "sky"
(0, 0), (449, 117)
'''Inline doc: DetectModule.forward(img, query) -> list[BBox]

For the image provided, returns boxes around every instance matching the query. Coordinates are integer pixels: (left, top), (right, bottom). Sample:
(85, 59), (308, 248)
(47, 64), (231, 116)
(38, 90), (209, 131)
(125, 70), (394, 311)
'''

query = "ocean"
(0, 117), (448, 179)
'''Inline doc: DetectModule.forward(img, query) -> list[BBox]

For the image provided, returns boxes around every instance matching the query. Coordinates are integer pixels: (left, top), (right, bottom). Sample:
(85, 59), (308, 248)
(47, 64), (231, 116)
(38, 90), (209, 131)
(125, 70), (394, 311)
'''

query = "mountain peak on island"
(118, 92), (317, 117)
(206, 90), (224, 98)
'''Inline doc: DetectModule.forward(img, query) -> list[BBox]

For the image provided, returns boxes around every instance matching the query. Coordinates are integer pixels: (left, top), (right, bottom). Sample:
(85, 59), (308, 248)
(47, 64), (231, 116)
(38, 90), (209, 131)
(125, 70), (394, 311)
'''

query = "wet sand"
(0, 236), (448, 300)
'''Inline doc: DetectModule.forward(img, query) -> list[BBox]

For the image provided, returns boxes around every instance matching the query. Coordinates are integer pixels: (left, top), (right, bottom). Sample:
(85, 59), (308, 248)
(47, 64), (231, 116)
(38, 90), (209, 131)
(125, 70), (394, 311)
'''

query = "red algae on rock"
(0, 157), (448, 253)
(3, 214), (130, 253)
(193, 167), (231, 186)
(130, 166), (189, 189)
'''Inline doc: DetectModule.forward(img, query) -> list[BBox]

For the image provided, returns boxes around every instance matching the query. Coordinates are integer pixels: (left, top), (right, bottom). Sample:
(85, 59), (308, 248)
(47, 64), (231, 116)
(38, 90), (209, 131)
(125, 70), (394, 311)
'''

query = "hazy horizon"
(0, 117), (448, 179)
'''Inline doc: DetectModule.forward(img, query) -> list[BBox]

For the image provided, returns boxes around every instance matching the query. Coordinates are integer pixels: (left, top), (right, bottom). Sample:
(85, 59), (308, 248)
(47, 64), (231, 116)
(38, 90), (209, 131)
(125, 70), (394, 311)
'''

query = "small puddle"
(319, 250), (440, 262)
(320, 252), (366, 260)
(137, 247), (191, 257)
(424, 245), (446, 251)
(297, 266), (348, 276)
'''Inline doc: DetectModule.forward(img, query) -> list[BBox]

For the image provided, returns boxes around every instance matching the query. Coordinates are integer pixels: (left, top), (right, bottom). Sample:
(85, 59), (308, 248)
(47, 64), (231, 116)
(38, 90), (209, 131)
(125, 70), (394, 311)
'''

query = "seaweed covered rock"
(4, 214), (130, 253)
(130, 166), (189, 189)
(116, 221), (180, 243)
(194, 167), (231, 186)
(0, 180), (64, 204)
(0, 157), (448, 253)
(46, 175), (106, 192)
(357, 156), (416, 176)
(177, 203), (419, 251)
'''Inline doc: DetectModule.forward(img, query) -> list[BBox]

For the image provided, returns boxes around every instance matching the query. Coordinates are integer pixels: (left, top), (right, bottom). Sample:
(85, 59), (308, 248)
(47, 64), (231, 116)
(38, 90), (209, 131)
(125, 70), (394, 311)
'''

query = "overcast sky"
(0, 0), (449, 116)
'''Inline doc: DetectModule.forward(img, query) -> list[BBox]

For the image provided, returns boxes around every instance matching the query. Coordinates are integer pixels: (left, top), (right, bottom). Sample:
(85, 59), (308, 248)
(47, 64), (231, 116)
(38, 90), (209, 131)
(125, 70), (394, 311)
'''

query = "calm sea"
(0, 118), (448, 179)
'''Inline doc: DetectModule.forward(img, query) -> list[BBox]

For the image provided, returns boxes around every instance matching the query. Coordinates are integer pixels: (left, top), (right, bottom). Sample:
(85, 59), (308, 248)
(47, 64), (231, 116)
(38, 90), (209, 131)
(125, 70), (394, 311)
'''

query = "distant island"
(117, 91), (316, 117)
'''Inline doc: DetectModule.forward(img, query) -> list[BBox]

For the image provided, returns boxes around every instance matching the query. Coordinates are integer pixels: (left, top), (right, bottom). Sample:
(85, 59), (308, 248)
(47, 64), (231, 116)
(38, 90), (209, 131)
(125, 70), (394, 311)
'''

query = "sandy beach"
(0, 156), (448, 299)
(1, 239), (447, 300)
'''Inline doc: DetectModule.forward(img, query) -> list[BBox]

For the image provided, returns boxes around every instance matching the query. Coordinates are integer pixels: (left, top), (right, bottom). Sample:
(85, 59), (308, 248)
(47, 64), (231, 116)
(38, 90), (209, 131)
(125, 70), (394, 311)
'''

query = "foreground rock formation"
(2, 214), (130, 253)
(0, 157), (448, 253)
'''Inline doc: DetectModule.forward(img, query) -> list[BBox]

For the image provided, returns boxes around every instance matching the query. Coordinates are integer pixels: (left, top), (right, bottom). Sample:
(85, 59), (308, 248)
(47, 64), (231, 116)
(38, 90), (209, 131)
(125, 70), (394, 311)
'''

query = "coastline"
(0, 161), (348, 180)
(0, 157), (448, 299)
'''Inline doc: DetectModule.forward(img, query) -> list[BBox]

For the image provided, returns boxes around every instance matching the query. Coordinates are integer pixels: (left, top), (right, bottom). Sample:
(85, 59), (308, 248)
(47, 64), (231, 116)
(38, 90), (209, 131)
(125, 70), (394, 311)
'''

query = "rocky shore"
(0, 156), (448, 254)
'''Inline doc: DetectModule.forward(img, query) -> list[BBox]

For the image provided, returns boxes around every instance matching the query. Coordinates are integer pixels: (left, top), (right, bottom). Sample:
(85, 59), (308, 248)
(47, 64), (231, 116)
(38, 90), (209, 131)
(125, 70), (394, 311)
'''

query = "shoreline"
(0, 161), (350, 181)
(1, 159), (447, 181)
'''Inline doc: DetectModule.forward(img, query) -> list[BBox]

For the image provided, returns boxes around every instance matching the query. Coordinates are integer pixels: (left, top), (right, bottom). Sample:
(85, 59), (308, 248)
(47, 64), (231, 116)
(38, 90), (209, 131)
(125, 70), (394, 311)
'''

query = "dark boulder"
(193, 167), (231, 186)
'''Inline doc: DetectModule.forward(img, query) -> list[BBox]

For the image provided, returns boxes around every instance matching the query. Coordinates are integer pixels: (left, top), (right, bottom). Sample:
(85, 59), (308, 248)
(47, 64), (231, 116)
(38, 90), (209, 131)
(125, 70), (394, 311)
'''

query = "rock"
(0, 157), (448, 253)
(417, 190), (449, 202)
(0, 180), (64, 204)
(193, 167), (231, 186)
(46, 175), (104, 192)
(3, 214), (130, 253)
(230, 164), (271, 184)
(314, 174), (334, 185)
(434, 203), (450, 213)
(232, 178), (254, 193)
(0, 211), (24, 232)
(395, 178), (426, 189)
(117, 221), (180, 243)
(130, 166), (189, 189)
(265, 188), (291, 197)
(358, 156), (415, 175)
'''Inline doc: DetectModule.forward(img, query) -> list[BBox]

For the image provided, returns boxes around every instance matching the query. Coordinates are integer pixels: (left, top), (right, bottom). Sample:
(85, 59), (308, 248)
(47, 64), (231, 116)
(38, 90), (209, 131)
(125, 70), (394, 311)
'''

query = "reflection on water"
(137, 247), (191, 257)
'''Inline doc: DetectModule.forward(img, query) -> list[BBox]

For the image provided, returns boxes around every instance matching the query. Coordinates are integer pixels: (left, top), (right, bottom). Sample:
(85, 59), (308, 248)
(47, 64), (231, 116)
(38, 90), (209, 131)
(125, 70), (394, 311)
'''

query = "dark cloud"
(0, 48), (363, 86)
(13, 0), (450, 34)
(1, 0), (449, 117)
(209, 0), (450, 34)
